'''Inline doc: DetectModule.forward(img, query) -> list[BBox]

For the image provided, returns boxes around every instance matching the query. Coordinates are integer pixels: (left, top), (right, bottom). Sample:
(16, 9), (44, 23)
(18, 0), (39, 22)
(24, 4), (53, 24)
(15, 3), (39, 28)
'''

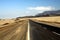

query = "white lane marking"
(27, 21), (30, 40)
(53, 32), (60, 35)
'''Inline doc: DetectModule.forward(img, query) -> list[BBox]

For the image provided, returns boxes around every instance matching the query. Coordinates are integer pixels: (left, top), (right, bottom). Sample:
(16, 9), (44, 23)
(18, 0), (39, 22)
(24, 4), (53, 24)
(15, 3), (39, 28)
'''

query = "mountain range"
(35, 10), (60, 17)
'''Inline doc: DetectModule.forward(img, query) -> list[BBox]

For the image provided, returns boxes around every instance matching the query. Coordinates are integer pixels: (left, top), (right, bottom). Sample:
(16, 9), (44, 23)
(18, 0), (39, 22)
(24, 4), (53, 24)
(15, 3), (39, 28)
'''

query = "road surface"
(0, 20), (28, 40)
(0, 20), (60, 40)
(29, 20), (60, 40)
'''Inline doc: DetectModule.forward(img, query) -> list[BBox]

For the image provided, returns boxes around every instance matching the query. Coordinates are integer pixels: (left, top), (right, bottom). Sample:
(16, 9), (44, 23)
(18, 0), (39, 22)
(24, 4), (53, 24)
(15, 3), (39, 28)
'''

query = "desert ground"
(0, 16), (60, 26)
(31, 16), (60, 28)
(33, 16), (60, 22)
(0, 16), (60, 40)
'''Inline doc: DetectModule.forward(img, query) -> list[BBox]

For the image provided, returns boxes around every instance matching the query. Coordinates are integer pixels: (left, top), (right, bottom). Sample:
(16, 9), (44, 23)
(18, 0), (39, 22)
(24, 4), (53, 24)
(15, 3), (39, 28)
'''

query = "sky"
(0, 0), (60, 18)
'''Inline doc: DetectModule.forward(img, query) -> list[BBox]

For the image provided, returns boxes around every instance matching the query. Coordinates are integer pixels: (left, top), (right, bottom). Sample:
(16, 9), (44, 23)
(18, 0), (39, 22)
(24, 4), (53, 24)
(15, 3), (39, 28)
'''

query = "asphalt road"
(29, 20), (60, 40)
(0, 20), (60, 40)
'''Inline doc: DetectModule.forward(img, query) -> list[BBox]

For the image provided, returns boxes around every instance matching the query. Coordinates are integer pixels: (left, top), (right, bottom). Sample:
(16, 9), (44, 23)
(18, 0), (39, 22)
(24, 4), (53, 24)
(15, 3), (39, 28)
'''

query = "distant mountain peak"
(35, 10), (60, 17)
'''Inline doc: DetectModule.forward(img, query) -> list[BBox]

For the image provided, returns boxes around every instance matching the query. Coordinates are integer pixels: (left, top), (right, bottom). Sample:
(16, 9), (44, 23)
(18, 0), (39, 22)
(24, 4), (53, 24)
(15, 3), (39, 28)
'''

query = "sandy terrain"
(0, 16), (60, 27)
(0, 19), (15, 26)
(31, 16), (60, 23)
(30, 16), (60, 28)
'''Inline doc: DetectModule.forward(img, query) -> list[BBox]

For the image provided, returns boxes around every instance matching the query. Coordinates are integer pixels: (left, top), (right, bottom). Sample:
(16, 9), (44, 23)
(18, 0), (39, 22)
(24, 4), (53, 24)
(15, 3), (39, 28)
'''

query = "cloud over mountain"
(28, 6), (55, 11)
(26, 6), (56, 15)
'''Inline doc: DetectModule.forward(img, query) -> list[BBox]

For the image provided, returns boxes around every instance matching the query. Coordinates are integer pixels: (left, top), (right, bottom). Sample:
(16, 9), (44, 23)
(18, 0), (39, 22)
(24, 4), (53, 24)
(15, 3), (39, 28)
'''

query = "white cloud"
(26, 6), (56, 15)
(28, 6), (55, 11)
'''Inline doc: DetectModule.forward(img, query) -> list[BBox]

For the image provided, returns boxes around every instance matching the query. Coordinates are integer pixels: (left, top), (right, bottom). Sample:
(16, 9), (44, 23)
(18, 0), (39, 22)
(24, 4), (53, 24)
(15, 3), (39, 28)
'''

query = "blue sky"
(0, 0), (60, 18)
